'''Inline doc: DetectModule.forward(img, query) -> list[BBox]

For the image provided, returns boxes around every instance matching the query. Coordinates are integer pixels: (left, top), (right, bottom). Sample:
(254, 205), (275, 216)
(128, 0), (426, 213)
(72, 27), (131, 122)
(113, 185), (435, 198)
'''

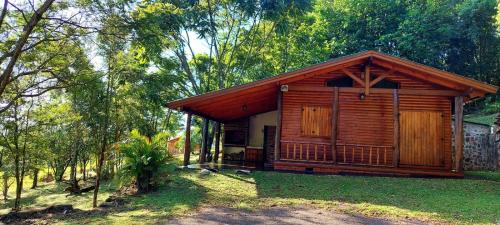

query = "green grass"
(1, 164), (499, 225)
(465, 171), (500, 182)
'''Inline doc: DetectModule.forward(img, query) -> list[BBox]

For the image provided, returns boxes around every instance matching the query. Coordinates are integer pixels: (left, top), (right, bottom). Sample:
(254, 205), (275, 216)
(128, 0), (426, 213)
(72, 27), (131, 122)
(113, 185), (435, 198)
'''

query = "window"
(224, 130), (246, 146)
(301, 105), (332, 137)
(326, 77), (353, 87)
(372, 79), (399, 89)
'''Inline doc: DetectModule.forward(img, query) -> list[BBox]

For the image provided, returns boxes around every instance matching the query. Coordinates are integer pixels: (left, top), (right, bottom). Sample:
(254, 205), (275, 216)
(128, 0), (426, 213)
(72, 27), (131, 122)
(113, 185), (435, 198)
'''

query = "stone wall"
(496, 123), (500, 170)
(461, 122), (497, 170)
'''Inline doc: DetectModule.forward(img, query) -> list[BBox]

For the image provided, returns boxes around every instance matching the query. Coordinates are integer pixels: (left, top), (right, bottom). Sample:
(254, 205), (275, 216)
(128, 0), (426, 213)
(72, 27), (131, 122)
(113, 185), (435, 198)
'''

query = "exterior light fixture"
(359, 93), (366, 100)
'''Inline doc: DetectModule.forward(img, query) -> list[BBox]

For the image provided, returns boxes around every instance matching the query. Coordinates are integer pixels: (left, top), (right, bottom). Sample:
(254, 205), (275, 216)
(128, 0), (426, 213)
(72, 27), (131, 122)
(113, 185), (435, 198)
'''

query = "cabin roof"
(166, 51), (498, 122)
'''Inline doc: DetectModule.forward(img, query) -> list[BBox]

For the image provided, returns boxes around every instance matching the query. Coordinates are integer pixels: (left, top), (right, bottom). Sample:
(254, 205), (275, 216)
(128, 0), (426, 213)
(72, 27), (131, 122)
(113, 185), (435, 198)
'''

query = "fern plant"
(119, 129), (170, 193)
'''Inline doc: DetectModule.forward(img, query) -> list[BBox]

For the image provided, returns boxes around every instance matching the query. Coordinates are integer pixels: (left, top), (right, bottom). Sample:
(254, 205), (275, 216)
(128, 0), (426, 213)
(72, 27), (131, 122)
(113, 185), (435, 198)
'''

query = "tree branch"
(0, 0), (56, 99)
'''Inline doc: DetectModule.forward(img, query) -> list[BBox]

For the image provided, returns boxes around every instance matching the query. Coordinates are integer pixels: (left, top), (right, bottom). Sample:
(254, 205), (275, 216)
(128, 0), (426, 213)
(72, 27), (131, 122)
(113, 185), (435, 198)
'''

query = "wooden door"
(399, 111), (444, 167)
(263, 126), (276, 164)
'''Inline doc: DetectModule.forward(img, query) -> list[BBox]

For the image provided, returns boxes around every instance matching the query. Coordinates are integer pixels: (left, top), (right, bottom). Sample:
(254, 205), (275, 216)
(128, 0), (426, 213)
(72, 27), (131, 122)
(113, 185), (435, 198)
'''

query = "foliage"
(0, 0), (498, 215)
(119, 129), (171, 193)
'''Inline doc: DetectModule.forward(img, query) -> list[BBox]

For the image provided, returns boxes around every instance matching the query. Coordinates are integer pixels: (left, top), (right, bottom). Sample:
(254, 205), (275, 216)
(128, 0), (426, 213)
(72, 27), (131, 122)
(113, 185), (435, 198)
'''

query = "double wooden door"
(399, 111), (445, 167)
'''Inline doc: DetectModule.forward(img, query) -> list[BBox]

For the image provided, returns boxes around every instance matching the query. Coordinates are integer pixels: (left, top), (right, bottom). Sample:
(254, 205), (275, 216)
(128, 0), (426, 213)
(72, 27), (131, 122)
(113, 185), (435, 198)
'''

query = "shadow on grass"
(0, 182), (68, 211)
(52, 174), (207, 224)
(252, 171), (500, 224)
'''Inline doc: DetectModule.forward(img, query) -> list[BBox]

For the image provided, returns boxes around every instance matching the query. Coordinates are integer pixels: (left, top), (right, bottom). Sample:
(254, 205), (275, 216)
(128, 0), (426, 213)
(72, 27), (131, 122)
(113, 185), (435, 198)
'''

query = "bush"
(119, 129), (171, 193)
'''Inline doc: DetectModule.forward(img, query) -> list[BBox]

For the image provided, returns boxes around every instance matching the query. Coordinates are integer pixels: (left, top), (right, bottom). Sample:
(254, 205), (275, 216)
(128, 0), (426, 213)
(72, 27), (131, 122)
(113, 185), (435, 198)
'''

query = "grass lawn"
(465, 171), (500, 182)
(0, 164), (499, 224)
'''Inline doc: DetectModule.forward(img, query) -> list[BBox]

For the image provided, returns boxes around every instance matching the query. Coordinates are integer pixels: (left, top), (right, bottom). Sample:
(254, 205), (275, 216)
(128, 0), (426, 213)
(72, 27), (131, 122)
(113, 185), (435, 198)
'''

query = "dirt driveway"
(166, 206), (428, 225)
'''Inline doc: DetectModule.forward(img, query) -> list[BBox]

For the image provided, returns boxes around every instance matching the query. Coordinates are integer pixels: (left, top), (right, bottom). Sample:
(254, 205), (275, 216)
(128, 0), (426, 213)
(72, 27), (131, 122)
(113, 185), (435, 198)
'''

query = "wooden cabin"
(167, 51), (498, 177)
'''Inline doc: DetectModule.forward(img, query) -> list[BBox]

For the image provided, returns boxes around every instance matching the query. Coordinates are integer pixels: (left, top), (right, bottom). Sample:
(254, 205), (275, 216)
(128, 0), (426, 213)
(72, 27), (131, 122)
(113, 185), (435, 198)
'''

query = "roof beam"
(369, 75), (386, 87)
(371, 58), (467, 91)
(341, 68), (365, 87)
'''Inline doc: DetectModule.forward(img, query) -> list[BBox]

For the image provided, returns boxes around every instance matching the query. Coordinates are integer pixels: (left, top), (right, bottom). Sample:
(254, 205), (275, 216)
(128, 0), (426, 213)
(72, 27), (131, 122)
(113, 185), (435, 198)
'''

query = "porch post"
(331, 87), (339, 163)
(199, 118), (209, 163)
(454, 96), (464, 172)
(274, 89), (282, 161)
(183, 113), (192, 167)
(392, 89), (400, 167)
(214, 122), (221, 163)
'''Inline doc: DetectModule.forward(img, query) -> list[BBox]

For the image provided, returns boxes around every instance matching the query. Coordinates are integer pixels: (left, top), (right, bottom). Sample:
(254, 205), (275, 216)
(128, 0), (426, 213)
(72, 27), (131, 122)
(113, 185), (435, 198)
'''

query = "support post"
(274, 89), (282, 161)
(214, 122), (221, 163)
(331, 87), (339, 163)
(183, 113), (192, 167)
(365, 64), (370, 95)
(392, 89), (400, 167)
(199, 118), (209, 164)
(454, 96), (464, 172)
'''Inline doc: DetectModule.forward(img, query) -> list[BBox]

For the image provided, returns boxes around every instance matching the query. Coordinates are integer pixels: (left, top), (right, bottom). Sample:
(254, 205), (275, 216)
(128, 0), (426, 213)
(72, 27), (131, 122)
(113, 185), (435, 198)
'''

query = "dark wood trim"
(393, 89), (400, 167)
(331, 87), (339, 164)
(214, 122), (221, 163)
(183, 113), (192, 167)
(274, 161), (464, 177)
(288, 86), (334, 92)
(287, 86), (463, 96)
(181, 107), (222, 123)
(454, 96), (464, 172)
(274, 89), (282, 161)
(364, 64), (370, 94)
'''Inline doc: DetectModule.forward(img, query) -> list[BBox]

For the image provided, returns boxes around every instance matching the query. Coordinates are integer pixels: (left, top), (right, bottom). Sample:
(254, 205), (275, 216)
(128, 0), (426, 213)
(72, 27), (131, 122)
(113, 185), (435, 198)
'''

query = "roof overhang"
(167, 51), (498, 122)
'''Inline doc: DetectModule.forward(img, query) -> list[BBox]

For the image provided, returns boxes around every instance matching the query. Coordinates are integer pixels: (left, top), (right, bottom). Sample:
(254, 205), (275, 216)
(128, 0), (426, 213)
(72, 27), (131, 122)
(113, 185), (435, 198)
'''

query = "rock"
(206, 168), (218, 173)
(236, 169), (251, 175)
(200, 169), (211, 176)
(46, 204), (73, 213)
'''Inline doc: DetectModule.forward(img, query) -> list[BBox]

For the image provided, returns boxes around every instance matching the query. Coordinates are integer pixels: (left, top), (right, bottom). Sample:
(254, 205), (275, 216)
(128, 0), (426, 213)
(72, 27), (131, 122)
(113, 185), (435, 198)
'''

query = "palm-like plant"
(120, 129), (170, 193)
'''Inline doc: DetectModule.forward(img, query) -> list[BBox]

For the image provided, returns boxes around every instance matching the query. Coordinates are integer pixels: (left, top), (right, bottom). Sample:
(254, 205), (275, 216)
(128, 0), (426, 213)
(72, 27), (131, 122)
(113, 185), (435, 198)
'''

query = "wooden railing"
(337, 144), (393, 166)
(280, 140), (333, 162)
(279, 141), (393, 166)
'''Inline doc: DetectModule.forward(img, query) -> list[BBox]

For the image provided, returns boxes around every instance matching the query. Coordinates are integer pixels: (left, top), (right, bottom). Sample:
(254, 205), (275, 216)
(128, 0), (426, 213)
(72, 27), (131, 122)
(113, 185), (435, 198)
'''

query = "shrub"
(119, 129), (171, 193)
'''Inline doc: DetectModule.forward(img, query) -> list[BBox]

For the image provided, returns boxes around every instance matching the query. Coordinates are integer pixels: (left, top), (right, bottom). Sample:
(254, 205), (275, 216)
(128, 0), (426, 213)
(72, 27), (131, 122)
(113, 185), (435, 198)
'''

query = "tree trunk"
(13, 164), (23, 211)
(70, 146), (79, 189)
(31, 169), (38, 189)
(82, 160), (87, 181)
(3, 173), (8, 201)
(93, 143), (106, 207)
(93, 59), (114, 208)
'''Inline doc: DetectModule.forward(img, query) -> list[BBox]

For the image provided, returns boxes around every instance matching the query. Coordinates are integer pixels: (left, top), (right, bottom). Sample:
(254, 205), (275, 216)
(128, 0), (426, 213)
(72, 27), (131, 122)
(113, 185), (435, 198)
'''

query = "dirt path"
(166, 206), (428, 225)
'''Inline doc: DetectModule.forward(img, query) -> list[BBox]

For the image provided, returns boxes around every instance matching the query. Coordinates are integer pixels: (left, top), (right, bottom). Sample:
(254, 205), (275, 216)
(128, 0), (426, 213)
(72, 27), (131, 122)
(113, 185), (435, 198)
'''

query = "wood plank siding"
(280, 64), (453, 170)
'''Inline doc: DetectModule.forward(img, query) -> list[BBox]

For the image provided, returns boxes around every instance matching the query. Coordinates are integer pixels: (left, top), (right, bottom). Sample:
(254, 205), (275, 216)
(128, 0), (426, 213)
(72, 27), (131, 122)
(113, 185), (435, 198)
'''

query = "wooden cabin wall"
(337, 92), (394, 165)
(281, 64), (453, 168)
(281, 90), (334, 161)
